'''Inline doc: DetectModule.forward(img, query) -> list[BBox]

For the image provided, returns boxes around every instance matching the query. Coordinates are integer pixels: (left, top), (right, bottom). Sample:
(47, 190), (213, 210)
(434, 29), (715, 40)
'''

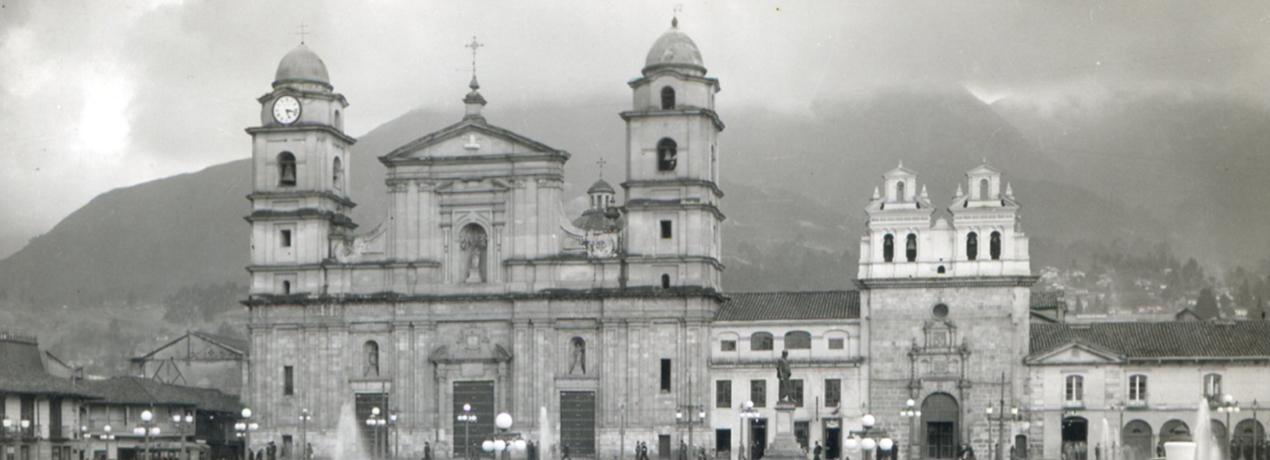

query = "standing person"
(679, 441), (688, 460)
(562, 443), (572, 460)
(424, 442), (432, 460)
(813, 442), (822, 460)
(526, 441), (535, 460)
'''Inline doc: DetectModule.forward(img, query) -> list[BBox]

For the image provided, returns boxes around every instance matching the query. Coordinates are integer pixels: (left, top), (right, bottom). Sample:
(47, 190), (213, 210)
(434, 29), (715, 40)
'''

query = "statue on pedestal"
(776, 350), (793, 402)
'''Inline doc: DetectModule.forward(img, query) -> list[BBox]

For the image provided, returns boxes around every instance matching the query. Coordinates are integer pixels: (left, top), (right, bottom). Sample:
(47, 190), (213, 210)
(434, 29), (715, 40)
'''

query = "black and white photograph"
(2, 3), (1269, 460)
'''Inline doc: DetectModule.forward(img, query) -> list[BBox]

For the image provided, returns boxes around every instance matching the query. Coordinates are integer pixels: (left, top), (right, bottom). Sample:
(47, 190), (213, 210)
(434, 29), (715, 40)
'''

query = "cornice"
(380, 152), (570, 168)
(619, 107), (725, 132)
(247, 190), (356, 208)
(854, 276), (1039, 290)
(246, 124), (357, 145)
(242, 286), (727, 307)
(622, 179), (724, 198)
(624, 199), (726, 221)
(243, 208), (357, 229)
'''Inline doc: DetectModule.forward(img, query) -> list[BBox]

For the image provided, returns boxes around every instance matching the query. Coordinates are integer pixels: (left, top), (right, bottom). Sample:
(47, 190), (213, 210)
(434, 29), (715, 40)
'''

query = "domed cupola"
(643, 17), (706, 76)
(273, 44), (332, 90)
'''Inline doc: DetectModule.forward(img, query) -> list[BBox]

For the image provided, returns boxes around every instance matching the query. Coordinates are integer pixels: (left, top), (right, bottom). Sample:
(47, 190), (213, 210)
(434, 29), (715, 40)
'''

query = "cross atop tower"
(672, 4), (682, 28)
(596, 157), (608, 178)
(465, 36), (485, 81)
(296, 22), (310, 45)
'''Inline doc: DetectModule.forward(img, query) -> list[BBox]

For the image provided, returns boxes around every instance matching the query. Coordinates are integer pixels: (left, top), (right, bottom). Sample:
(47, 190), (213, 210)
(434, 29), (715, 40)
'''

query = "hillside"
(2, 88), (1263, 307)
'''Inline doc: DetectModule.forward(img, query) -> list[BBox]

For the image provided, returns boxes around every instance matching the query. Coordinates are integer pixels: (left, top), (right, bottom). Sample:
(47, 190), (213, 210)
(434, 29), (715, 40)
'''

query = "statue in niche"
(568, 337), (586, 375)
(460, 224), (488, 283)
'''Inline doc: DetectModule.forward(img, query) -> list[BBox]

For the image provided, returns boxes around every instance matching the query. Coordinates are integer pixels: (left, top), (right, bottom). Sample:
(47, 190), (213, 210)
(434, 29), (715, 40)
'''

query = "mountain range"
(2, 87), (1266, 306)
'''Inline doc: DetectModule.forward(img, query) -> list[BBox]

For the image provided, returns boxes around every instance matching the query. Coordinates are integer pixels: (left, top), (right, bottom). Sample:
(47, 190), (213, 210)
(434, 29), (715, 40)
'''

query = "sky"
(2, 0), (1270, 258)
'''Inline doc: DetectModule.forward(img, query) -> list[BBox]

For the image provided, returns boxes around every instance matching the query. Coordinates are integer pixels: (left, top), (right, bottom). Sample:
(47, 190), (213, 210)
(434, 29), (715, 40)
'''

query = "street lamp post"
(236, 408), (258, 460)
(366, 407), (385, 460)
(3, 417), (12, 460)
(844, 414), (893, 460)
(138, 410), (158, 460)
(457, 405), (478, 460)
(481, 414), (524, 460)
(101, 425), (115, 460)
(1218, 394), (1241, 459)
(900, 399), (921, 460)
(298, 409), (312, 460)
(676, 405), (707, 460)
(739, 401), (760, 460)
(389, 410), (399, 460)
(173, 411), (193, 460)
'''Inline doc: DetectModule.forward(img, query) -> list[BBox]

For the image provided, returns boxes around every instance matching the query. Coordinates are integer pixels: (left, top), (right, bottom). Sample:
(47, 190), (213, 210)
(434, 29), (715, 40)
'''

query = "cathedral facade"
(241, 21), (1041, 460)
(243, 21), (724, 460)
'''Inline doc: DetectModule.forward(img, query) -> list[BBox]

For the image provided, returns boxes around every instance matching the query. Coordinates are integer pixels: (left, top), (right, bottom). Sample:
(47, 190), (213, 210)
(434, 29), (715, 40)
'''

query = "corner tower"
(620, 18), (725, 290)
(245, 44), (357, 298)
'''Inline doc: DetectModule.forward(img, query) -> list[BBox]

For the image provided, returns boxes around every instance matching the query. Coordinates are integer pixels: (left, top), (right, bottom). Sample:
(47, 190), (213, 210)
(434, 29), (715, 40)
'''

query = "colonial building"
(242, 19), (722, 460)
(0, 332), (93, 460)
(1026, 321), (1270, 460)
(78, 377), (242, 460)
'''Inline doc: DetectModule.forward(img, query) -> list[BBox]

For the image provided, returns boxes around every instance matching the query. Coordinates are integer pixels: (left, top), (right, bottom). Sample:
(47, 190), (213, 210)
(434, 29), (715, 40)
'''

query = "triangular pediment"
(1026, 340), (1125, 365)
(381, 118), (566, 163)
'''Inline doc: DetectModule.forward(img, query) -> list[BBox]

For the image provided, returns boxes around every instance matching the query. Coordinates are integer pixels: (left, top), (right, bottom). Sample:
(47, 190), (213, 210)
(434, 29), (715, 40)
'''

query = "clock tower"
(245, 43), (357, 298)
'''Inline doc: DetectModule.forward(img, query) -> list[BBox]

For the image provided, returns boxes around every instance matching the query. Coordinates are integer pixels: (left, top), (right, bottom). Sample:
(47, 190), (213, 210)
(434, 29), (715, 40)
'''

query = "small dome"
(587, 179), (615, 194)
(643, 19), (705, 73)
(274, 44), (331, 88)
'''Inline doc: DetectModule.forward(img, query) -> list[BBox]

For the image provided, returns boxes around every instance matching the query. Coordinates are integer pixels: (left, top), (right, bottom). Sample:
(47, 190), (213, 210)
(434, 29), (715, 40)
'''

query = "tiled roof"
(1030, 321), (1270, 360)
(81, 377), (241, 413)
(717, 291), (859, 321)
(1030, 290), (1064, 310)
(0, 334), (96, 397)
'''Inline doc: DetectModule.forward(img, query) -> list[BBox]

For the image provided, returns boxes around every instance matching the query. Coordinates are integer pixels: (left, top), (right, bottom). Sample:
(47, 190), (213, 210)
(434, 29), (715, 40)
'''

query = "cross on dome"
(295, 22), (310, 45)
(596, 157), (608, 179)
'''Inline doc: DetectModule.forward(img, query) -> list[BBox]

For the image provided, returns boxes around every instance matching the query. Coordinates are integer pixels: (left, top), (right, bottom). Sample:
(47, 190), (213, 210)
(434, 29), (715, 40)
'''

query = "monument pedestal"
(762, 400), (806, 460)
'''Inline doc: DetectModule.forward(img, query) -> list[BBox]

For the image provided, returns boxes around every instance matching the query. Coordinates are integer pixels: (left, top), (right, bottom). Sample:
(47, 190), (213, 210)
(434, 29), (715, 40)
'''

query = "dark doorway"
(356, 392), (391, 459)
(921, 393), (959, 459)
(1062, 417), (1089, 460)
(659, 435), (671, 460)
(452, 381), (495, 456)
(1234, 419), (1266, 460)
(823, 420), (841, 459)
(560, 391), (597, 456)
(751, 418), (768, 460)
(795, 421), (809, 451)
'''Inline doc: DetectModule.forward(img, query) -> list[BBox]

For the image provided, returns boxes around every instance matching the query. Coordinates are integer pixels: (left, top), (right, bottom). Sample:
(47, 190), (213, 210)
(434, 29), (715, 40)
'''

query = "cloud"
(2, 0), (1270, 258)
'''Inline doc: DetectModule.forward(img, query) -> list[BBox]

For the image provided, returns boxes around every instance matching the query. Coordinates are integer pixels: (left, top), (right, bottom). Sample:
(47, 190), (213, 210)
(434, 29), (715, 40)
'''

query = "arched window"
(906, 233), (918, 262)
(660, 86), (676, 110)
(750, 332), (774, 351)
(784, 331), (811, 350)
(1122, 420), (1153, 460)
(277, 152), (297, 187)
(332, 157), (344, 190)
(363, 341), (380, 377)
(1065, 375), (1084, 402)
(657, 138), (678, 171)
(1128, 374), (1148, 402)
(660, 274), (671, 289)
(990, 231), (1002, 260)
(895, 181), (906, 202)
(979, 178), (990, 200)
(883, 234), (894, 262)
(966, 232), (978, 261)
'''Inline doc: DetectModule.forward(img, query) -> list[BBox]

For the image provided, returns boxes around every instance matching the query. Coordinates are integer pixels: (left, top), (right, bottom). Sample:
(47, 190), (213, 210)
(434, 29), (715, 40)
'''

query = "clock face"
(272, 96), (301, 124)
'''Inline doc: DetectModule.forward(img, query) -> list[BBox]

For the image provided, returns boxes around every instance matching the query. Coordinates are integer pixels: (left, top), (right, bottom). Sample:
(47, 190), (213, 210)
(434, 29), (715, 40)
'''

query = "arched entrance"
(1212, 419), (1229, 460)
(921, 393), (959, 459)
(1122, 420), (1153, 460)
(1233, 419), (1266, 460)
(1160, 420), (1191, 456)
(1062, 417), (1088, 460)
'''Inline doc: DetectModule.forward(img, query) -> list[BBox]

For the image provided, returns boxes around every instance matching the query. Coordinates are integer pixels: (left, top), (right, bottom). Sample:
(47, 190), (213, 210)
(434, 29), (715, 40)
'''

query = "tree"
(1195, 287), (1219, 320)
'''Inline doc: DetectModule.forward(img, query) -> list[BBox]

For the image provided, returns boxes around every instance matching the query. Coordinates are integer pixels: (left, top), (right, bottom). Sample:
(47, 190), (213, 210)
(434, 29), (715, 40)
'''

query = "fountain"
(1163, 398), (1225, 460)
(1102, 418), (1114, 460)
(539, 407), (553, 460)
(334, 400), (368, 460)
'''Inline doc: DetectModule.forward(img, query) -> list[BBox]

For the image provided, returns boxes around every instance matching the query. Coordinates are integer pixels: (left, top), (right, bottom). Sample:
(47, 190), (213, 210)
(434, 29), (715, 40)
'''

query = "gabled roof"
(380, 117), (567, 163)
(716, 291), (860, 322)
(1030, 321), (1270, 361)
(0, 333), (96, 398)
(81, 377), (241, 413)
(1024, 340), (1126, 365)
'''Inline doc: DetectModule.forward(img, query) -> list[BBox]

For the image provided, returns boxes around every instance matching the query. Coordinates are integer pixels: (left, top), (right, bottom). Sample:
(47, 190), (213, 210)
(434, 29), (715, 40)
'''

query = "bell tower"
(245, 43), (357, 298)
(620, 18), (725, 290)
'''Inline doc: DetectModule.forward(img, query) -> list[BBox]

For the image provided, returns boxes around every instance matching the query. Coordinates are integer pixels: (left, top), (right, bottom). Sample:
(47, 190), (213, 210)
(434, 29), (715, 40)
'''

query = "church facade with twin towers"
(242, 19), (1035, 460)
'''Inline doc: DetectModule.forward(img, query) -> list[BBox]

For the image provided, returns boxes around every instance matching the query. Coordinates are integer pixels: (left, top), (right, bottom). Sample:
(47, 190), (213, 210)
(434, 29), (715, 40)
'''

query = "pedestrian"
(679, 440), (688, 460)
(562, 443), (572, 460)
(526, 440), (536, 460)
(813, 442), (822, 460)
(424, 442), (433, 460)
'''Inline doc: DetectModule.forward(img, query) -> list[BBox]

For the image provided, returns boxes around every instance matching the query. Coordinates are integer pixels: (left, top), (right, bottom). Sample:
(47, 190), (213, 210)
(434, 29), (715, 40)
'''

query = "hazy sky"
(2, 0), (1270, 257)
